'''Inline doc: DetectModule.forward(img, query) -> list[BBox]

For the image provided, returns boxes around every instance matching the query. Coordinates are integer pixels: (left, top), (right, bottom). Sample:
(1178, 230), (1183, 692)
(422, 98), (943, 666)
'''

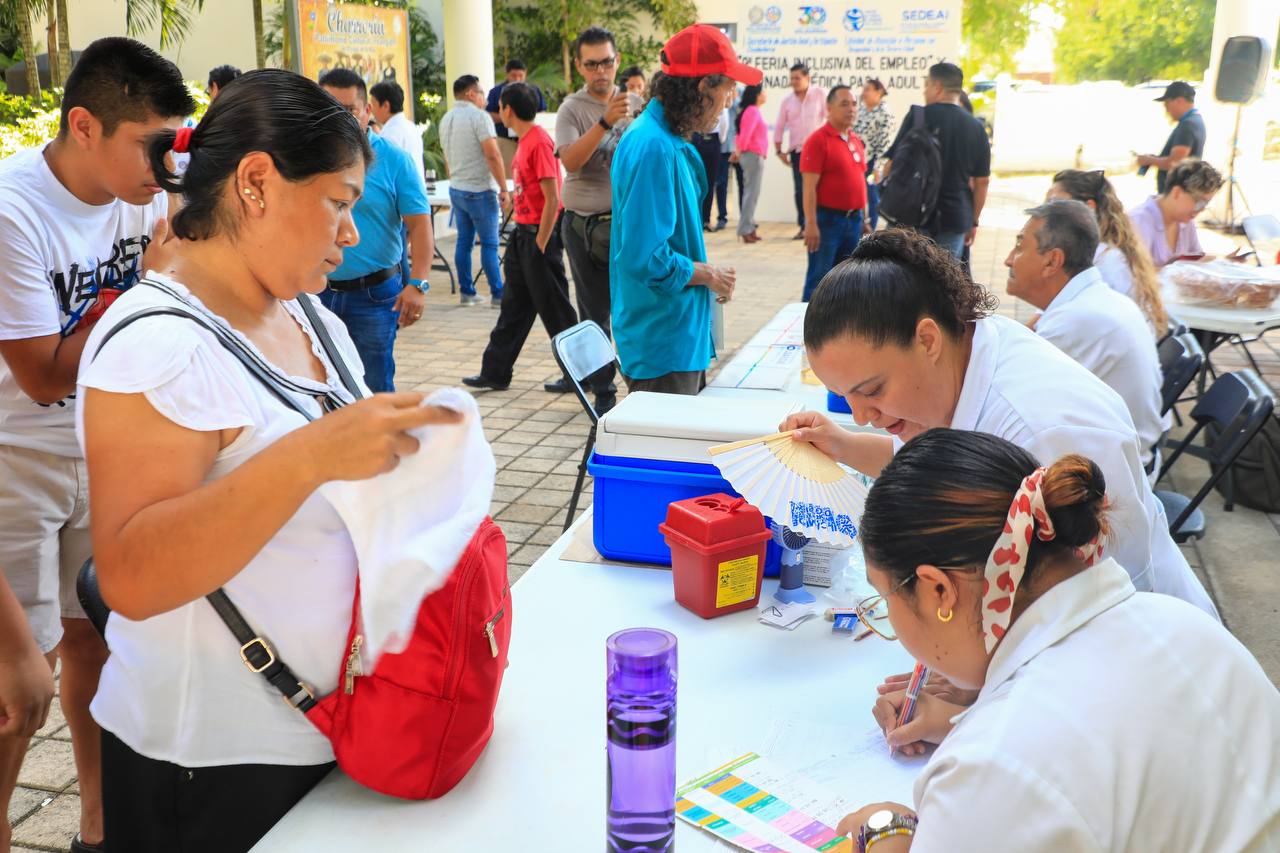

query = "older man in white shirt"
(1006, 199), (1165, 478)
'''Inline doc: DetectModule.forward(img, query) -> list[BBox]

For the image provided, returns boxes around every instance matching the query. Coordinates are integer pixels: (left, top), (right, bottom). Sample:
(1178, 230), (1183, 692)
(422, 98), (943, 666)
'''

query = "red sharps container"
(658, 494), (772, 619)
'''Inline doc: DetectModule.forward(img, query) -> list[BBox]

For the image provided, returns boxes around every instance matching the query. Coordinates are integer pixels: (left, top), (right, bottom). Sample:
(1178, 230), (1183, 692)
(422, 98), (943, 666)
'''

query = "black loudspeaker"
(1215, 36), (1272, 104)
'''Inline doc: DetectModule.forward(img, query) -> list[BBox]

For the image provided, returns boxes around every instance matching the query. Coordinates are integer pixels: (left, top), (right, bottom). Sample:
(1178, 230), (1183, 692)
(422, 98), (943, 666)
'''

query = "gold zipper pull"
(343, 634), (364, 694)
(484, 623), (498, 658)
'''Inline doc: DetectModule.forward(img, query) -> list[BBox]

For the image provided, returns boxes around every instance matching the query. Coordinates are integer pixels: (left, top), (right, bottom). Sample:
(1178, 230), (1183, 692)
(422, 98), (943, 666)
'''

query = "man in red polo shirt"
(800, 85), (869, 301)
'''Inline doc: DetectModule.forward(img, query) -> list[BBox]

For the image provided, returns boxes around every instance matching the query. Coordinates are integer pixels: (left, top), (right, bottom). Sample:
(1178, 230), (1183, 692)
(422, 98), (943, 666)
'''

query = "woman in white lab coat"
(1045, 168), (1168, 333)
(784, 229), (1215, 617)
(831, 429), (1280, 852)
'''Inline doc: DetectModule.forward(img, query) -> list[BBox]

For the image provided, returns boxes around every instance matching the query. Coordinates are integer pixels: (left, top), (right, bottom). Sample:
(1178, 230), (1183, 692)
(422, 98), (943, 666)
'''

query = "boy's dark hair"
(453, 74), (481, 99)
(369, 80), (405, 114)
(927, 62), (964, 93)
(147, 70), (373, 241)
(208, 64), (242, 91)
(505, 59), (527, 73)
(318, 67), (367, 101)
(790, 62), (810, 75)
(574, 26), (616, 59)
(499, 82), (539, 122)
(620, 65), (645, 86)
(59, 36), (195, 137)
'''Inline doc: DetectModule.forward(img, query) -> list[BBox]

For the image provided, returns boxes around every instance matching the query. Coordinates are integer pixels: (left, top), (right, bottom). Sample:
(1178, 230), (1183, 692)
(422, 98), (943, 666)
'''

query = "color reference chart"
(676, 753), (854, 853)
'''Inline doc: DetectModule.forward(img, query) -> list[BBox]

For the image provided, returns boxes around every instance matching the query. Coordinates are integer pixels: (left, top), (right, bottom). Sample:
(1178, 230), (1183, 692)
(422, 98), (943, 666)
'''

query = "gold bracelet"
(864, 826), (913, 851)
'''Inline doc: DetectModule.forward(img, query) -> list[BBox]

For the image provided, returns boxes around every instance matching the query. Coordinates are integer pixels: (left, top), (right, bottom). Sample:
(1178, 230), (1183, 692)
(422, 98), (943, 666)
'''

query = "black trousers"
(560, 212), (616, 395)
(693, 132), (722, 226)
(479, 221), (579, 385)
(790, 150), (805, 228)
(101, 728), (334, 853)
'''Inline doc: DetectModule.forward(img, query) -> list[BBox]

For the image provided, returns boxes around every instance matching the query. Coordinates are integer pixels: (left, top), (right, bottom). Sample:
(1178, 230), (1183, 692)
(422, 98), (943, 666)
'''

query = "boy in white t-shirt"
(0, 37), (194, 851)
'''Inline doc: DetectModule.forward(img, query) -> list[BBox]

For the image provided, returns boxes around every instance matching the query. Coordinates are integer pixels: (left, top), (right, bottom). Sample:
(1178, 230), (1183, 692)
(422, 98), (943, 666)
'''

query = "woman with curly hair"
(1128, 159), (1238, 267)
(1047, 169), (1168, 332)
(608, 23), (760, 394)
(781, 229), (1215, 617)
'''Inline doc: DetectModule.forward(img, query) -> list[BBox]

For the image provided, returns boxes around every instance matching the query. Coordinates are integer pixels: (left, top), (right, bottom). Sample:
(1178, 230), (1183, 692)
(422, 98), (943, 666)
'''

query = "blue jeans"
(803, 208), (864, 302)
(320, 273), (402, 393)
(928, 230), (966, 259)
(450, 187), (503, 297)
(866, 175), (881, 230)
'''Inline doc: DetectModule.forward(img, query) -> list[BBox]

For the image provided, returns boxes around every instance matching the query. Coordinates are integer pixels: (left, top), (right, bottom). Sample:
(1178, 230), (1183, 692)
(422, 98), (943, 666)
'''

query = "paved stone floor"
(9, 175), (1279, 849)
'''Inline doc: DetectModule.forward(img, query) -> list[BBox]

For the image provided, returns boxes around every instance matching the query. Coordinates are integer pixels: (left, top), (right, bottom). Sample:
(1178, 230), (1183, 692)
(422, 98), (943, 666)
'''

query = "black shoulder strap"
(910, 104), (925, 132)
(296, 294), (365, 400)
(92, 300), (324, 712)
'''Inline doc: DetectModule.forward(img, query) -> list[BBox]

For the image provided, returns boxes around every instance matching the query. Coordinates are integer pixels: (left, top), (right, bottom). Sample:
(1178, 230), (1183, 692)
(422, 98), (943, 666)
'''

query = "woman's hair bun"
(1041, 454), (1109, 551)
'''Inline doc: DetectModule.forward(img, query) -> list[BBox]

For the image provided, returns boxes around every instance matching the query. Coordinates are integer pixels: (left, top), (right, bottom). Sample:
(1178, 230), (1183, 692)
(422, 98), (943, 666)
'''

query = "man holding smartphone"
(553, 25), (643, 413)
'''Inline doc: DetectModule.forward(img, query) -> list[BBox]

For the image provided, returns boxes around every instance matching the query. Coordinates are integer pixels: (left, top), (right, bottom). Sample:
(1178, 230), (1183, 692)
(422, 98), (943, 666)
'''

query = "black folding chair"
(1154, 370), (1275, 543)
(1159, 315), (1188, 345)
(76, 558), (111, 640)
(1158, 331), (1204, 417)
(550, 321), (622, 533)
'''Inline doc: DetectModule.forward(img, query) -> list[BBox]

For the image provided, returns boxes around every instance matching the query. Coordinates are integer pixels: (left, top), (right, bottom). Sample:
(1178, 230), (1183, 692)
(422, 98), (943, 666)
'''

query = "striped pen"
(889, 662), (931, 757)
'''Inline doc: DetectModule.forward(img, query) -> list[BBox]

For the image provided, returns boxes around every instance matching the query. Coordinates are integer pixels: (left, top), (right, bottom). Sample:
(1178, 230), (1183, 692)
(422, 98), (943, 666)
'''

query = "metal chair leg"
(563, 425), (596, 533)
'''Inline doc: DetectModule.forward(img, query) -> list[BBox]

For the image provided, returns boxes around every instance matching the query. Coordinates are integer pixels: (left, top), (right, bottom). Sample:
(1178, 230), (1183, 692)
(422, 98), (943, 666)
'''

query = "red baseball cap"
(660, 24), (763, 86)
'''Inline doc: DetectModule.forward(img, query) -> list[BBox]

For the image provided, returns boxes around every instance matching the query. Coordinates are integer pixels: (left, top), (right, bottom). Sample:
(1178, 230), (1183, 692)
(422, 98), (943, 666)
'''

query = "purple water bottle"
(606, 628), (677, 853)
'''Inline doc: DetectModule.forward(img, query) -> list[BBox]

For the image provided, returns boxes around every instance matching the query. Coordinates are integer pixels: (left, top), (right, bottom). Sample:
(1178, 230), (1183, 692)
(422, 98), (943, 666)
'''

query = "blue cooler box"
(587, 392), (796, 571)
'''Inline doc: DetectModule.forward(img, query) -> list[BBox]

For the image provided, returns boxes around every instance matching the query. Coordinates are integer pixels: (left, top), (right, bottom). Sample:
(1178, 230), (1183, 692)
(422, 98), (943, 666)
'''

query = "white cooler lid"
(595, 392), (798, 465)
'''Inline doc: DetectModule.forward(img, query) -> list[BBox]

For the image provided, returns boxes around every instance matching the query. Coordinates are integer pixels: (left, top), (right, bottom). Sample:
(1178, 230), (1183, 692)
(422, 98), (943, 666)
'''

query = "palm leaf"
(125, 0), (206, 50)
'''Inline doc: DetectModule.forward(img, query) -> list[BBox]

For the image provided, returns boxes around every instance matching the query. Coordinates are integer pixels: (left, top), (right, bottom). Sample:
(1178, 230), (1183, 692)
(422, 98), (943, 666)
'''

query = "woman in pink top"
(1127, 159), (1225, 267)
(732, 85), (769, 242)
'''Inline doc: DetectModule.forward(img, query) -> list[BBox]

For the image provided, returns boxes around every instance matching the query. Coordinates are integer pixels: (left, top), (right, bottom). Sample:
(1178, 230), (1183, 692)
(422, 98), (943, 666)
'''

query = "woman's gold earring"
(937, 607), (954, 623)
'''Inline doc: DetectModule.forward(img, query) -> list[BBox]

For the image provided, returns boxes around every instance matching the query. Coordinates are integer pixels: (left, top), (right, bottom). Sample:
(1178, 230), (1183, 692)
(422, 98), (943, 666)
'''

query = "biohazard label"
(715, 555), (759, 608)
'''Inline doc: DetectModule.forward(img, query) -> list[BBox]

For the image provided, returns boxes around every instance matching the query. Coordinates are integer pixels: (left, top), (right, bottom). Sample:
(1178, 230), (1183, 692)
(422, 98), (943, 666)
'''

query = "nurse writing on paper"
(832, 430), (1280, 853)
(781, 229), (1215, 616)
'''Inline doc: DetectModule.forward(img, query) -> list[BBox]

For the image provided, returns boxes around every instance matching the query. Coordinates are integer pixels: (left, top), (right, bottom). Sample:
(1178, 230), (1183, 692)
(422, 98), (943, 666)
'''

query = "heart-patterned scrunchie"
(980, 468), (1103, 652)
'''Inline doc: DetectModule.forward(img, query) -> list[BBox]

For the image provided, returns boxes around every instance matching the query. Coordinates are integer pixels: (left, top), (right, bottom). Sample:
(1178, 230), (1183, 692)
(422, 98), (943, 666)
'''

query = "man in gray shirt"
(554, 26), (642, 412)
(440, 74), (509, 306)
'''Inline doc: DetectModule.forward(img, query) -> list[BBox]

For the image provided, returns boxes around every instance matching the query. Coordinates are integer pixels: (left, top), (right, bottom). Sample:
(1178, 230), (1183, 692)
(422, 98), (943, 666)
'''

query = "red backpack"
(304, 518), (512, 798)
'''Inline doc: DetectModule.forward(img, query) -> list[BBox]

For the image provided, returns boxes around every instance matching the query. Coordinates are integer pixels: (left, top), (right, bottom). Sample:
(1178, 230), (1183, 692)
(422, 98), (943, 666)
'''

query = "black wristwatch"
(597, 117), (613, 132)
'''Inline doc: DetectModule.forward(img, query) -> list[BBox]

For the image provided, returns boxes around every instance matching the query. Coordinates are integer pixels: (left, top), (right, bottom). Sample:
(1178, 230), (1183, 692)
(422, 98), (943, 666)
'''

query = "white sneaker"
(459, 293), (485, 306)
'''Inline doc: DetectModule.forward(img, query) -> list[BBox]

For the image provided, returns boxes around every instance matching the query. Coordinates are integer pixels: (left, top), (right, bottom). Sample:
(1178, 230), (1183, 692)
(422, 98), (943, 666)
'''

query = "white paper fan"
(708, 431), (868, 547)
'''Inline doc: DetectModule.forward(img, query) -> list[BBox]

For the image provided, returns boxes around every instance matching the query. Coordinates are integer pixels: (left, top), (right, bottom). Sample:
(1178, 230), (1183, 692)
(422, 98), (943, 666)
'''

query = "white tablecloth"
(254, 511), (917, 851)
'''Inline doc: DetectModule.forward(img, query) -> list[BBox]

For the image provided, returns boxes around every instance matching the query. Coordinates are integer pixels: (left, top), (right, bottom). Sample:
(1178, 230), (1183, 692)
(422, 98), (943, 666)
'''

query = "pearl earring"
(243, 187), (265, 209)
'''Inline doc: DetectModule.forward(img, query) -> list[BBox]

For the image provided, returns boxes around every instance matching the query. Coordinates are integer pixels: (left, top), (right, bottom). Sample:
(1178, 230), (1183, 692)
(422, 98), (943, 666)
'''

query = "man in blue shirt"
(609, 24), (758, 394)
(320, 69), (432, 393)
(1137, 81), (1206, 194)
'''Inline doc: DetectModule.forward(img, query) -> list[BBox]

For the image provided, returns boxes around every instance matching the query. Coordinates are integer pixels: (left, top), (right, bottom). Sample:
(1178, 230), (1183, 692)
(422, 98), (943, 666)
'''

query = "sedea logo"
(901, 8), (950, 29)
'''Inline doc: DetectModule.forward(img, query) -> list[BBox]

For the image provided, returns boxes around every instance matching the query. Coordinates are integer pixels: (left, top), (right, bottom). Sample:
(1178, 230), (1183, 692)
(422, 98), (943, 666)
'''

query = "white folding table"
(254, 512), (917, 851)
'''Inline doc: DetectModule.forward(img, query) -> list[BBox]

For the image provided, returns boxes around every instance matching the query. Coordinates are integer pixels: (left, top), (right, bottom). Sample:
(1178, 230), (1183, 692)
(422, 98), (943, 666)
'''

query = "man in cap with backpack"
(878, 62), (989, 259)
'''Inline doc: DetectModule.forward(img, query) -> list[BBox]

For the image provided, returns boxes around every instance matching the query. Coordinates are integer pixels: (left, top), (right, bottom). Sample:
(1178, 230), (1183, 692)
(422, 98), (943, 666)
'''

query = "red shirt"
(512, 124), (562, 225)
(799, 122), (868, 213)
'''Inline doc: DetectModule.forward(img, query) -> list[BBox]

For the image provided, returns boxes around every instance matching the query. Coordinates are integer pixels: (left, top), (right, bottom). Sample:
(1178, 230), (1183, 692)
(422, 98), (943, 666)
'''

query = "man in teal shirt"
(320, 68), (432, 393)
(609, 24), (759, 394)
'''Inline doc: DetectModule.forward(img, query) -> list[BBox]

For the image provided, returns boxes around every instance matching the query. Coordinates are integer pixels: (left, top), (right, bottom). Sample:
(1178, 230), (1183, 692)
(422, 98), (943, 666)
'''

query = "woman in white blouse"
(833, 429), (1279, 852)
(783, 229), (1213, 616)
(77, 71), (457, 851)
(1045, 168), (1167, 333)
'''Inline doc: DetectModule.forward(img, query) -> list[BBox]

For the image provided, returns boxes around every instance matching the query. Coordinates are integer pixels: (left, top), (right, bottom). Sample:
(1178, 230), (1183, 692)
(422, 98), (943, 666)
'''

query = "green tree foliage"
(493, 0), (695, 110)
(961, 0), (1036, 80)
(1053, 0), (1216, 84)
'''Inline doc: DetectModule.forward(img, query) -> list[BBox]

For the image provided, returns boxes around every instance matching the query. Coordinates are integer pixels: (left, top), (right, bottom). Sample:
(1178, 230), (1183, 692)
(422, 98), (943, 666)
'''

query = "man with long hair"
(609, 24), (759, 395)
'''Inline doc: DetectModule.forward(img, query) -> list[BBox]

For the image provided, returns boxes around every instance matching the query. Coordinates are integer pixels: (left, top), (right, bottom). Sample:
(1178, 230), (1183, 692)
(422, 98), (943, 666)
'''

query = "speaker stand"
(1211, 104), (1253, 234)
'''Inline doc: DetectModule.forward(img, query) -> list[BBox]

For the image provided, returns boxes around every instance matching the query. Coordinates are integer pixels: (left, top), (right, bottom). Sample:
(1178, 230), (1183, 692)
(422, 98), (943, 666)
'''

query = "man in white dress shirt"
(1006, 199), (1164, 476)
(371, 81), (424, 184)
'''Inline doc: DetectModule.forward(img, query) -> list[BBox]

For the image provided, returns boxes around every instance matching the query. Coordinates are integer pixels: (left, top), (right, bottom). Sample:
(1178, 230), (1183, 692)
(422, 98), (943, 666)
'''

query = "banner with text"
(697, 1), (962, 222)
(292, 1), (412, 106)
